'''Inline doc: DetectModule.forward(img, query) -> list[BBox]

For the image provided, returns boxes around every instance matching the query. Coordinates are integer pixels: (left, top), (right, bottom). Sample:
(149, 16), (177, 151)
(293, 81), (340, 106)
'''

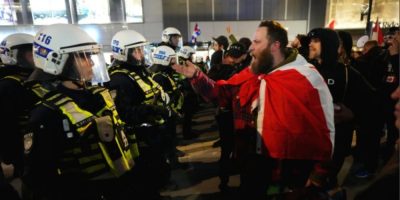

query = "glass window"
(327, 0), (399, 29)
(31, 0), (67, 25)
(124, 0), (143, 23)
(76, 0), (110, 24)
(0, 0), (18, 25)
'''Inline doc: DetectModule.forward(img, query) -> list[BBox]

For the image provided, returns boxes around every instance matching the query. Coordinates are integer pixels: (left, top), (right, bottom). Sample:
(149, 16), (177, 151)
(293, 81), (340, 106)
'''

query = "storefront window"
(31, 0), (67, 25)
(0, 0), (17, 25)
(77, 0), (110, 24)
(125, 0), (143, 23)
(327, 0), (399, 29)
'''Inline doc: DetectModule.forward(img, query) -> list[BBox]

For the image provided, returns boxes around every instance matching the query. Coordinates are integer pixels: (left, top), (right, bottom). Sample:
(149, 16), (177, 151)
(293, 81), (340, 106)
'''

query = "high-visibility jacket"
(39, 86), (139, 178)
(152, 71), (184, 115)
(109, 66), (167, 105)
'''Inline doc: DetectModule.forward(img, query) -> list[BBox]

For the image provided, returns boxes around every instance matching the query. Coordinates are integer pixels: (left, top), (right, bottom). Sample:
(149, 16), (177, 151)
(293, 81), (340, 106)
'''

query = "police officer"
(0, 33), (35, 180)
(177, 46), (199, 140)
(107, 30), (171, 195)
(159, 27), (182, 51)
(149, 45), (186, 168)
(24, 24), (139, 200)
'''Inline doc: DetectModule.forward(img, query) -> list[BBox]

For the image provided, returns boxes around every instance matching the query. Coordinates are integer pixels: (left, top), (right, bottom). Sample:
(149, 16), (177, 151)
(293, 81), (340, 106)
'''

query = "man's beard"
(250, 45), (274, 74)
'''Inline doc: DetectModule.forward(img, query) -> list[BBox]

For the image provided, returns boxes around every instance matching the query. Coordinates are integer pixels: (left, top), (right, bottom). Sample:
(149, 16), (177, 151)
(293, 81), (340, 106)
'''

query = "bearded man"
(173, 20), (334, 200)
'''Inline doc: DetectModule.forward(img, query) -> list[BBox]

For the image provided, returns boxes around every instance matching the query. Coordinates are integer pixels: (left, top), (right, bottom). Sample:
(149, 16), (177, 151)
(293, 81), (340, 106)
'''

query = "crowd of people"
(0, 19), (398, 200)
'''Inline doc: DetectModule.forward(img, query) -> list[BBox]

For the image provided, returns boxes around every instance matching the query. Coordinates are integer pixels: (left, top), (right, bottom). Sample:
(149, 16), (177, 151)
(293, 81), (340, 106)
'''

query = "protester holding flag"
(191, 23), (201, 44)
(173, 20), (334, 200)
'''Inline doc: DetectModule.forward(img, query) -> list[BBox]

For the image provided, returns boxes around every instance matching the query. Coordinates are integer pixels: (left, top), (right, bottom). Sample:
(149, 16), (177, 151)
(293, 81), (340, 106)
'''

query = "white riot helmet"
(152, 45), (176, 66)
(161, 27), (182, 49)
(177, 46), (195, 60)
(111, 30), (148, 63)
(0, 33), (34, 68)
(33, 24), (109, 84)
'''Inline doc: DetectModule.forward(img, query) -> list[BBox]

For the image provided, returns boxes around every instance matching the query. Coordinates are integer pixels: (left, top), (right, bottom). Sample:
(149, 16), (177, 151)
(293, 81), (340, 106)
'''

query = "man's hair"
(364, 40), (378, 48)
(258, 20), (288, 53)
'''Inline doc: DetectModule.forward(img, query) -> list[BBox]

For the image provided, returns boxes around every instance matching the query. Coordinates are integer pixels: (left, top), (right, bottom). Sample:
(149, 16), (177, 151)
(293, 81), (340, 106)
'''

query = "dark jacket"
(0, 67), (34, 177)
(210, 50), (223, 69)
(207, 64), (237, 81)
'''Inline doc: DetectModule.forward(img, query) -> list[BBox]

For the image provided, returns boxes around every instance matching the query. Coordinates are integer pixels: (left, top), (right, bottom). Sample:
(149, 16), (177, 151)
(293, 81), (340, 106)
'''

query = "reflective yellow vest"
(41, 86), (139, 178)
(152, 72), (184, 114)
(109, 66), (167, 105)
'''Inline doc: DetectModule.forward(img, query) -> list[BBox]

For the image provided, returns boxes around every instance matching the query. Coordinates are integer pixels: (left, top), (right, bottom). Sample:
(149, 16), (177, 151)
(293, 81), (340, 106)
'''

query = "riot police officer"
(176, 46), (199, 140)
(24, 24), (139, 200)
(0, 33), (35, 179)
(159, 27), (182, 51)
(0, 33), (35, 199)
(149, 45), (186, 167)
(107, 30), (172, 196)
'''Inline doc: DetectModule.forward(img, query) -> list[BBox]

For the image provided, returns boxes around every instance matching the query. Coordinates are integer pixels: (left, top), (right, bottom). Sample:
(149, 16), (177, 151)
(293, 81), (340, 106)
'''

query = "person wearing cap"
(210, 35), (229, 69)
(173, 20), (334, 199)
(208, 42), (247, 81)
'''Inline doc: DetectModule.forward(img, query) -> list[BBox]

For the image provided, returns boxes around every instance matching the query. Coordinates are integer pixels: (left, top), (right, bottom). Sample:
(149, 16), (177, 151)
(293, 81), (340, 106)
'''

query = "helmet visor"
(71, 49), (110, 85)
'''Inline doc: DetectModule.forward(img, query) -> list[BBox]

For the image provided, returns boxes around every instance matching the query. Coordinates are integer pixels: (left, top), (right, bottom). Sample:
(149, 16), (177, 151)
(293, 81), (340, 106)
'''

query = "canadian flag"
(371, 18), (384, 46)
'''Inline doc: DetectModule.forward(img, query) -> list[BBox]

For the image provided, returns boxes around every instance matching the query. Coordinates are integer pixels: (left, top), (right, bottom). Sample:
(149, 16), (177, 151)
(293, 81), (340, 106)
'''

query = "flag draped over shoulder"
(371, 18), (384, 46)
(191, 23), (201, 43)
(257, 60), (334, 161)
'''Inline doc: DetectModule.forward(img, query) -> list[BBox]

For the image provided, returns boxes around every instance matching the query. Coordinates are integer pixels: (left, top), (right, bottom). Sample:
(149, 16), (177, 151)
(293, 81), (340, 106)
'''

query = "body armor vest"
(39, 86), (139, 179)
(109, 66), (167, 105)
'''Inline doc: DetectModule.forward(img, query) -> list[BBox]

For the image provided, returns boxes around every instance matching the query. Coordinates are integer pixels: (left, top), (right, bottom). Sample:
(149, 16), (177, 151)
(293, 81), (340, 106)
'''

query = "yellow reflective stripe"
(46, 93), (62, 101)
(3, 75), (23, 84)
(83, 163), (107, 174)
(109, 69), (130, 76)
(110, 67), (160, 104)
(78, 153), (104, 165)
(58, 101), (93, 134)
(31, 83), (50, 98)
(114, 136), (133, 170)
(99, 90), (115, 109)
(166, 75), (177, 91)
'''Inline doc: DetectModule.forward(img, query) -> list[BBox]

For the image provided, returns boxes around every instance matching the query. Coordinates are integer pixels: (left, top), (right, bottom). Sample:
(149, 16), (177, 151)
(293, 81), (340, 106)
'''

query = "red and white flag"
(257, 59), (334, 161)
(371, 18), (384, 46)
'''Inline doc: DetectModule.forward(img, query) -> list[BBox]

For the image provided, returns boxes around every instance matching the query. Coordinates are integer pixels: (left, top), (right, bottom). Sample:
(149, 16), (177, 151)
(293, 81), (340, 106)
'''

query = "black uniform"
(23, 82), (149, 200)
(108, 62), (171, 190)
(0, 67), (35, 177)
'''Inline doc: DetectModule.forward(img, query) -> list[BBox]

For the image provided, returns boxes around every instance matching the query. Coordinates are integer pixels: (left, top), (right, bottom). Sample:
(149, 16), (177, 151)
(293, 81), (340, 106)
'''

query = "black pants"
(329, 122), (354, 186)
(215, 110), (234, 188)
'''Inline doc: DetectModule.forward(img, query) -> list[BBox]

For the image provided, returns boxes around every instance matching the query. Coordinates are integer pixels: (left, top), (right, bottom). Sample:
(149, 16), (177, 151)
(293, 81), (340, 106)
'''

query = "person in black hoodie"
(308, 28), (374, 192)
